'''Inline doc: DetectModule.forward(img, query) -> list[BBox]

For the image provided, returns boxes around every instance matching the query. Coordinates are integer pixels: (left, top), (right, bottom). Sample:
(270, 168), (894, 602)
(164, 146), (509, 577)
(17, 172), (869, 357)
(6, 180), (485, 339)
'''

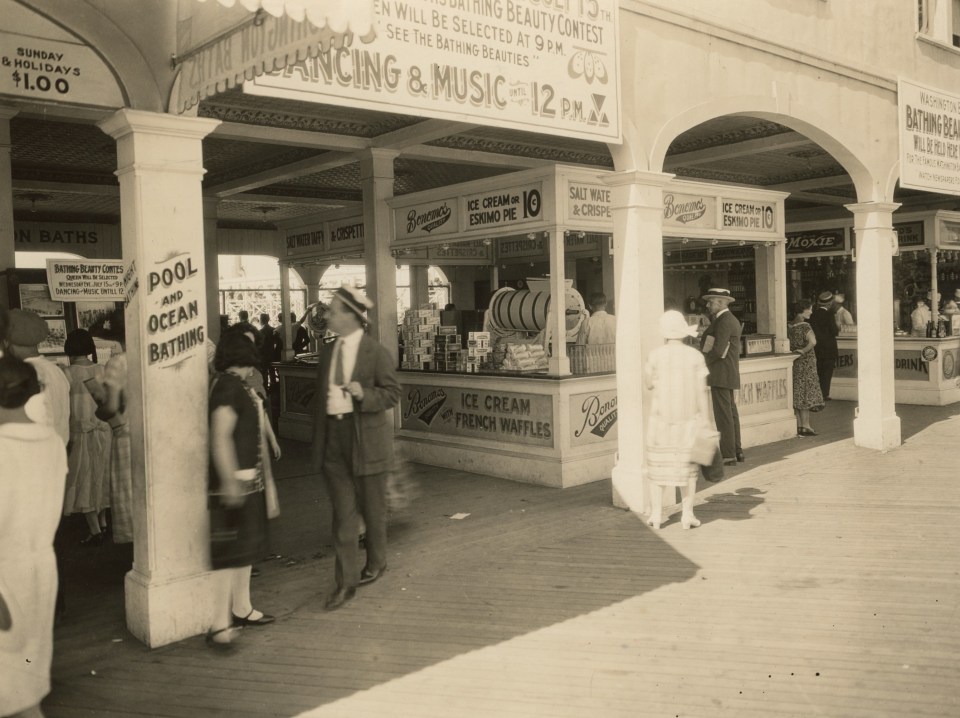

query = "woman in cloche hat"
(635, 310), (717, 529)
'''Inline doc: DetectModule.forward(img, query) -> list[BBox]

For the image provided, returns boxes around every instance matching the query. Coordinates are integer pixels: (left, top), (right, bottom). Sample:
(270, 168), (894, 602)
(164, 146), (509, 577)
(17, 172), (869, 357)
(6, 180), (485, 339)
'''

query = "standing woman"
(643, 310), (715, 530)
(789, 300), (824, 436)
(61, 329), (112, 545)
(0, 355), (68, 718)
(99, 351), (134, 544)
(207, 332), (275, 647)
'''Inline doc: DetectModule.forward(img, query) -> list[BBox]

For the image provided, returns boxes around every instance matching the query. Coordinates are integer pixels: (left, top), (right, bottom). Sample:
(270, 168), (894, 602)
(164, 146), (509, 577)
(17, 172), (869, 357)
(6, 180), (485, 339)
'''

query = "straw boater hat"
(333, 285), (374, 319)
(817, 290), (834, 304)
(701, 287), (735, 303)
(6, 309), (49, 346)
(658, 310), (699, 340)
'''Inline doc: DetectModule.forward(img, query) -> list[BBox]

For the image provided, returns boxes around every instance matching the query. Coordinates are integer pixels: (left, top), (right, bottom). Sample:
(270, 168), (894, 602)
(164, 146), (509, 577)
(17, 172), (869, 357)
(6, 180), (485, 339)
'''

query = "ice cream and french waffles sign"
(245, 0), (621, 142)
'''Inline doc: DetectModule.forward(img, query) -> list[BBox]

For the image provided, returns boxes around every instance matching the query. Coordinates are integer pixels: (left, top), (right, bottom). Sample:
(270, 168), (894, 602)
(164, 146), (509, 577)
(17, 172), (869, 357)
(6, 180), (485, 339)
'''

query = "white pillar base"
(853, 413), (902, 451)
(125, 568), (218, 647)
(611, 462), (643, 511)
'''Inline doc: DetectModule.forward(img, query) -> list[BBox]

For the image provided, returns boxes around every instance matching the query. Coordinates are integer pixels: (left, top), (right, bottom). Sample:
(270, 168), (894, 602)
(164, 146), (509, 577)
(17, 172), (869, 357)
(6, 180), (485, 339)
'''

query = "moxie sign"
(785, 228), (845, 254)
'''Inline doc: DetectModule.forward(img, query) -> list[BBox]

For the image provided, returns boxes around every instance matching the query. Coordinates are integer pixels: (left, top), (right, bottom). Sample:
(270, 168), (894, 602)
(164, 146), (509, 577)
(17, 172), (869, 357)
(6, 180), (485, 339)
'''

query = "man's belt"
(327, 413), (352, 421)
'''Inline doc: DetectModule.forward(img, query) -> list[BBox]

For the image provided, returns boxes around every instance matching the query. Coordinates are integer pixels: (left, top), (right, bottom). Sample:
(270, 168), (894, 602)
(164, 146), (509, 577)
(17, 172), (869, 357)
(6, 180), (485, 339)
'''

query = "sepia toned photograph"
(36, 318), (67, 354)
(76, 300), (117, 331)
(3, 2), (960, 718)
(18, 282), (64, 317)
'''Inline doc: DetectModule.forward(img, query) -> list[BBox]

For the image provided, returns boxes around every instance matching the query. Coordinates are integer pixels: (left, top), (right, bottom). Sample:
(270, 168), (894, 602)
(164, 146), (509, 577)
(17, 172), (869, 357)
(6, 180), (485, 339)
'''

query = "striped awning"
(173, 0), (375, 113)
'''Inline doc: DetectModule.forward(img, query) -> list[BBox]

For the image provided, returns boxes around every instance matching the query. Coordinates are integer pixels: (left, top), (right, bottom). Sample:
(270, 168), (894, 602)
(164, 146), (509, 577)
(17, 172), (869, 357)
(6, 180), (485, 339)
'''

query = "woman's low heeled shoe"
(206, 626), (241, 649)
(232, 610), (275, 627)
(681, 516), (701, 530)
(799, 428), (817, 437)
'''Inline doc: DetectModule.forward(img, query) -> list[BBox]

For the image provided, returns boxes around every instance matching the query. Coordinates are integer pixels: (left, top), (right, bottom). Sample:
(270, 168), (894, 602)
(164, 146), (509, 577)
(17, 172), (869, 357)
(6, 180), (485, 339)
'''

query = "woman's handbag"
(690, 426), (721, 466)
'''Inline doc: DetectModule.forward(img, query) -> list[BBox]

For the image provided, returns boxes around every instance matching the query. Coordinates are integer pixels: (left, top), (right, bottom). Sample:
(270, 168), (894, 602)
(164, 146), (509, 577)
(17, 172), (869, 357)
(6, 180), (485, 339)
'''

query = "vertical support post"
(846, 201), (902, 450)
(548, 229), (570, 375)
(755, 241), (789, 353)
(279, 258), (293, 359)
(410, 264), (429, 307)
(360, 149), (399, 365)
(0, 108), (19, 273)
(602, 170), (673, 512)
(601, 234), (615, 313)
(98, 109), (221, 647)
(202, 198), (221, 342)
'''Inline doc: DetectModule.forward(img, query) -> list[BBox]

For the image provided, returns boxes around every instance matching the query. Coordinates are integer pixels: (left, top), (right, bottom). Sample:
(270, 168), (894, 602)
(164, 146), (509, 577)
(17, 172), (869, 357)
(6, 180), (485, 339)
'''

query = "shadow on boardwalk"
(45, 399), (960, 717)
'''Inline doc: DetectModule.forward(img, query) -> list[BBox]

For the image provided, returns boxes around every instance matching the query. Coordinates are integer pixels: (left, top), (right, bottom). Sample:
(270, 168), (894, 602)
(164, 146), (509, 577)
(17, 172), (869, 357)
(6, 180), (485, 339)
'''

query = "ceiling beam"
(211, 122), (370, 151)
(13, 180), (118, 195)
(372, 119), (479, 149)
(401, 143), (555, 168)
(786, 190), (856, 206)
(223, 192), (361, 209)
(207, 151), (357, 197)
(768, 174), (853, 192)
(664, 131), (814, 168)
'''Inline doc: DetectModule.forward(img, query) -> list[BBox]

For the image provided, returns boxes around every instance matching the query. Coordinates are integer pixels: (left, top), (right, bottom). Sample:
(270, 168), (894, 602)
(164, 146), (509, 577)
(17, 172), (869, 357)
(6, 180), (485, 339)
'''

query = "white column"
(601, 235), (615, 311)
(755, 242), (789, 353)
(360, 149), (399, 364)
(0, 108), (18, 272)
(98, 109), (221, 647)
(603, 170), (673, 511)
(202, 198), (221, 342)
(846, 201), (902, 450)
(410, 264), (429, 307)
(279, 259), (293, 359)
(548, 230), (570, 375)
(297, 264), (325, 352)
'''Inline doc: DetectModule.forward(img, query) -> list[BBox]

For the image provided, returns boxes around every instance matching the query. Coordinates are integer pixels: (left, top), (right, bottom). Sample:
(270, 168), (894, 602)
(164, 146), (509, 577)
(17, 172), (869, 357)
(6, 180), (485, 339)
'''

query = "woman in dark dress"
(207, 333), (275, 646)
(788, 300), (824, 437)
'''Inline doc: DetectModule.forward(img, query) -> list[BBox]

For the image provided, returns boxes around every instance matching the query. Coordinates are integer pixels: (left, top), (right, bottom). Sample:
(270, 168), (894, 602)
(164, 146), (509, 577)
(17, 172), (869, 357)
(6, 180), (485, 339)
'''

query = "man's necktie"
(333, 339), (345, 388)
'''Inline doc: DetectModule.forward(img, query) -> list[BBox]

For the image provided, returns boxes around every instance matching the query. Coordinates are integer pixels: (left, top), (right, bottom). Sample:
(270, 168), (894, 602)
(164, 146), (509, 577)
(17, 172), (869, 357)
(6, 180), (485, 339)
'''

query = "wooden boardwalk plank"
(45, 400), (960, 718)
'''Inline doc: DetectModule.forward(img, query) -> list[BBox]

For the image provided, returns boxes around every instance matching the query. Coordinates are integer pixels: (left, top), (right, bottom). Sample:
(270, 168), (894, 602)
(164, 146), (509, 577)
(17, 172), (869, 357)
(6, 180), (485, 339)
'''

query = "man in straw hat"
(809, 290), (840, 402)
(311, 285), (400, 611)
(700, 288), (743, 468)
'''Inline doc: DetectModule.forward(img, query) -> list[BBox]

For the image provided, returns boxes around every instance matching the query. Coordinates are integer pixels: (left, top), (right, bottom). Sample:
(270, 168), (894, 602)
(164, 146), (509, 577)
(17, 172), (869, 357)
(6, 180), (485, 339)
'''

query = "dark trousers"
(816, 356), (835, 400)
(711, 386), (742, 460)
(322, 418), (387, 590)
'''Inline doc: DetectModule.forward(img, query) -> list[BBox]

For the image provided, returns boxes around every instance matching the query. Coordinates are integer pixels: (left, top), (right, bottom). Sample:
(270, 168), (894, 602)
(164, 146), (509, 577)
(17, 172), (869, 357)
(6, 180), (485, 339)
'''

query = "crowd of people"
(2, 282), (857, 711)
(631, 286), (854, 531)
(0, 306), (133, 717)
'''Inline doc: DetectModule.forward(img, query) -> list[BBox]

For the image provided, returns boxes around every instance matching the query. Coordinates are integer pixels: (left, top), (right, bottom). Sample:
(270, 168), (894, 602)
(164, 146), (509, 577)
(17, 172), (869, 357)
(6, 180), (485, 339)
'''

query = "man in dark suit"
(700, 288), (743, 467)
(312, 286), (400, 611)
(809, 290), (839, 401)
(258, 313), (277, 390)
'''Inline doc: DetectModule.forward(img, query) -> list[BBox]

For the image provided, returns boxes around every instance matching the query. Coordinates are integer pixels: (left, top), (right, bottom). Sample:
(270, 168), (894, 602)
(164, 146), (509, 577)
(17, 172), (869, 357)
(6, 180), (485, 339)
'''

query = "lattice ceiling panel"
(200, 89), (422, 137)
(12, 118), (118, 184)
(219, 199), (345, 224)
(13, 188), (119, 221)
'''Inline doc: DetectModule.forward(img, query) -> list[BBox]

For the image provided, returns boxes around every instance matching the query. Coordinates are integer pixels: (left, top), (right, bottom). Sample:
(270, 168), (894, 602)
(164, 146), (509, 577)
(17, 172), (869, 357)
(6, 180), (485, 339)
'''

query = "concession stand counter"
(788, 210), (960, 405)
(391, 165), (619, 487)
(274, 169), (800, 485)
(660, 180), (798, 449)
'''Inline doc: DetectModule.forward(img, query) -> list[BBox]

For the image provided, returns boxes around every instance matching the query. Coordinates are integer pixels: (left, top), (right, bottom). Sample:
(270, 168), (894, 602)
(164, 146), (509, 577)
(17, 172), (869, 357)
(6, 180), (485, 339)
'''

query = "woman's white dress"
(644, 341), (712, 487)
(0, 422), (67, 715)
(62, 362), (111, 515)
